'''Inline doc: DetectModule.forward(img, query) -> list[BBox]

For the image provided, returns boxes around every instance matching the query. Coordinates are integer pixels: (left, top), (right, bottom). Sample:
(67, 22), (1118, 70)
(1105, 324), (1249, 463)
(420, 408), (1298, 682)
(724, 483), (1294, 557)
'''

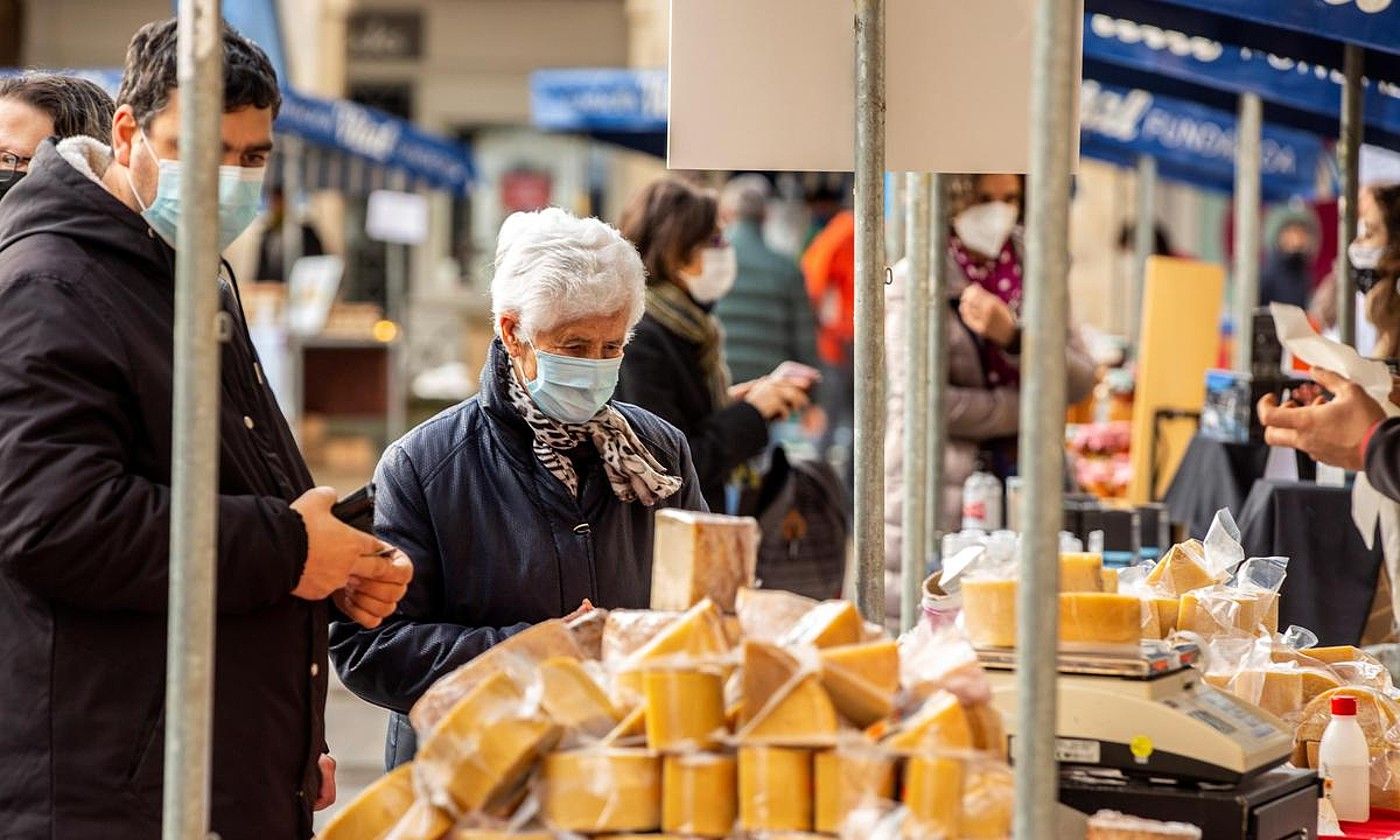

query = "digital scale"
(979, 643), (1320, 839)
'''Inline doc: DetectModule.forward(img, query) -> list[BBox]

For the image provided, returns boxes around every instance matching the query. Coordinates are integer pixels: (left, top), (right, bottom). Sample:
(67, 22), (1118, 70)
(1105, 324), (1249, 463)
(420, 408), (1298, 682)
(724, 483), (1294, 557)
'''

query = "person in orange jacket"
(802, 209), (857, 484)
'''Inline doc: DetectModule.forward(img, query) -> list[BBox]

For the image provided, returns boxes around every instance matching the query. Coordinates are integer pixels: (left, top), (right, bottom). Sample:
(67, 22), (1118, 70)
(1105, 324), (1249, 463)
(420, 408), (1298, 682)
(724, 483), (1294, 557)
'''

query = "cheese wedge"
(1059, 592), (1144, 645)
(742, 640), (802, 726)
(539, 656), (620, 739)
(615, 599), (732, 702)
(643, 668), (726, 752)
(380, 800), (453, 840)
(1150, 596), (1180, 639)
(883, 690), (975, 753)
(603, 704), (647, 746)
(318, 763), (416, 840)
(819, 640), (900, 694)
(1306, 646), (1366, 665)
(541, 749), (662, 834)
(415, 671), (562, 816)
(738, 747), (813, 832)
(813, 749), (896, 834)
(1061, 552), (1107, 592)
(739, 674), (839, 745)
(961, 578), (1018, 648)
(817, 660), (892, 728)
(902, 754), (964, 837)
(410, 620), (581, 733)
(1145, 540), (1216, 596)
(781, 600), (863, 648)
(662, 753), (738, 838)
(650, 509), (759, 612)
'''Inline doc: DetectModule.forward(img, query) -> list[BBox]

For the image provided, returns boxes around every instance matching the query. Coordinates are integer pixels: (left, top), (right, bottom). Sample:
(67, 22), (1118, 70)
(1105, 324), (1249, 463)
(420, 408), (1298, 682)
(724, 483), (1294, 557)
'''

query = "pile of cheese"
(1290, 673), (1400, 810)
(959, 537), (1284, 651)
(322, 590), (1014, 840)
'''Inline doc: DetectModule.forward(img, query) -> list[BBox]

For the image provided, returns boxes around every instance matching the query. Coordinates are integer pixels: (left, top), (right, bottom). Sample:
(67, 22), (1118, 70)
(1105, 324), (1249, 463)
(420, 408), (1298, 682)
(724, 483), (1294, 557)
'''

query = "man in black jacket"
(0, 19), (411, 840)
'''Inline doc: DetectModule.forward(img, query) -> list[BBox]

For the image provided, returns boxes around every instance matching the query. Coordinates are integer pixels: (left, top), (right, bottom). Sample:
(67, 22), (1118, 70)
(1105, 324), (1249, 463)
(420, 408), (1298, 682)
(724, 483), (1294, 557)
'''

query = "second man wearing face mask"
(616, 177), (819, 513)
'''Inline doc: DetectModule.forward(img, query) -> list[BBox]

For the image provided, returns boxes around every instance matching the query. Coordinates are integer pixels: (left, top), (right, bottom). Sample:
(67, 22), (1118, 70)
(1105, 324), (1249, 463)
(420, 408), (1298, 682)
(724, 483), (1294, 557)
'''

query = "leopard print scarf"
(505, 365), (683, 506)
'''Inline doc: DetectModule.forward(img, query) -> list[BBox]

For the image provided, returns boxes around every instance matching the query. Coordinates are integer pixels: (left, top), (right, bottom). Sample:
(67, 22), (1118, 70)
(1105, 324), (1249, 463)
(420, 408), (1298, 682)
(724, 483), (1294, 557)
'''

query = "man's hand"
(314, 754), (336, 811)
(1257, 368), (1386, 471)
(743, 378), (811, 421)
(564, 598), (595, 622)
(291, 488), (413, 627)
(959, 284), (1017, 349)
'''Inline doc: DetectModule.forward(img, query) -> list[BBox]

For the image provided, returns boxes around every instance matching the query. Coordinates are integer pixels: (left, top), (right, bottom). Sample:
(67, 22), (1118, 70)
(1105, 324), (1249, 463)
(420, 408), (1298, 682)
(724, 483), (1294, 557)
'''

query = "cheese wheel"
(650, 509), (759, 612)
(643, 668), (726, 752)
(541, 749), (662, 834)
(414, 671), (562, 816)
(1061, 552), (1107, 592)
(662, 753), (738, 837)
(813, 749), (896, 834)
(902, 754), (963, 837)
(1059, 592), (1144, 645)
(318, 763), (416, 840)
(738, 747), (813, 832)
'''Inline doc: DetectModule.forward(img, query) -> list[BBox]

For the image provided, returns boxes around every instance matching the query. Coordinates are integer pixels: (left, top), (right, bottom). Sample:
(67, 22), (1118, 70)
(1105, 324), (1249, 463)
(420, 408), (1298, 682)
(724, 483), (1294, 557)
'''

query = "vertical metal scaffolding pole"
(1018, 0), (1078, 835)
(889, 172), (907, 262)
(853, 0), (886, 624)
(1233, 93), (1263, 374)
(926, 174), (951, 570)
(1132, 154), (1157, 348)
(1338, 45), (1364, 349)
(164, 0), (222, 837)
(901, 173), (932, 632)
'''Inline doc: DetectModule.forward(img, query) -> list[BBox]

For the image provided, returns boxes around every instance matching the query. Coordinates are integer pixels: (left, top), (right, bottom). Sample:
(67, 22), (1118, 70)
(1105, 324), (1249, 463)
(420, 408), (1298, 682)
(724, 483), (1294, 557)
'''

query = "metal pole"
(926, 174), (950, 569)
(1131, 154), (1157, 348)
(164, 0), (222, 837)
(1338, 45), (1364, 348)
(1017, 0), (1077, 835)
(852, 0), (886, 625)
(888, 171), (906, 262)
(901, 172), (932, 632)
(1233, 92), (1263, 373)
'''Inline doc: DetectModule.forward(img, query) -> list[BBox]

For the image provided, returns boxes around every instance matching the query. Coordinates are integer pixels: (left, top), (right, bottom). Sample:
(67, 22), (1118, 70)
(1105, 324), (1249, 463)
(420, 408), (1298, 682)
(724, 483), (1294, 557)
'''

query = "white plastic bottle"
(961, 467), (1003, 531)
(1319, 695), (1371, 822)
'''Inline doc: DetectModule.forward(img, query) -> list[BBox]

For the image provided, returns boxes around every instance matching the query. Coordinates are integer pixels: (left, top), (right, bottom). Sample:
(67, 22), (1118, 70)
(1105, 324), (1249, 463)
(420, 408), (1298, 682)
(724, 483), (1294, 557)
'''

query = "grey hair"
(720, 173), (771, 223)
(491, 207), (647, 341)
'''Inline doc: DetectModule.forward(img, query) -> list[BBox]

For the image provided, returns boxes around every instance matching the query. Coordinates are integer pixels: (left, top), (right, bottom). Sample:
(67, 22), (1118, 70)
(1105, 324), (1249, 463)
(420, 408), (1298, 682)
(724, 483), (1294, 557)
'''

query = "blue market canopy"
(0, 68), (474, 195)
(1083, 12), (1400, 150)
(531, 68), (668, 156)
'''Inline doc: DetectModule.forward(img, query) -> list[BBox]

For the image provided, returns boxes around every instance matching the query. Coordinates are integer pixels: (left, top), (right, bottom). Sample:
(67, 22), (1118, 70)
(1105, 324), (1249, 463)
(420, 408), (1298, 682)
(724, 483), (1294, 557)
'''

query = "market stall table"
(1237, 479), (1382, 647)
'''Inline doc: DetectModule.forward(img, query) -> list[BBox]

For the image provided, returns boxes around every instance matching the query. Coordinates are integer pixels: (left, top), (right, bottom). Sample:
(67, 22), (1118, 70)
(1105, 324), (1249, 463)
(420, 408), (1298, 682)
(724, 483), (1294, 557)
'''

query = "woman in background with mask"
(616, 177), (817, 512)
(1357, 183), (1400, 359)
(330, 207), (706, 767)
(884, 173), (1096, 614)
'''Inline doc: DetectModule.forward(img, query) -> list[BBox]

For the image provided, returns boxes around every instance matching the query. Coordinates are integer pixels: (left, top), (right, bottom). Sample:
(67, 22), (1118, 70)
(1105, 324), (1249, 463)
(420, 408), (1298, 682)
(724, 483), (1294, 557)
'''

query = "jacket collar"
(478, 337), (535, 442)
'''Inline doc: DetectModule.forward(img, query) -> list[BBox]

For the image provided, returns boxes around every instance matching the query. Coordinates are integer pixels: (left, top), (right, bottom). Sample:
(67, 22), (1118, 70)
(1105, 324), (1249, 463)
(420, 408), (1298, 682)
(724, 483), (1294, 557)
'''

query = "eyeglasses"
(0, 151), (32, 184)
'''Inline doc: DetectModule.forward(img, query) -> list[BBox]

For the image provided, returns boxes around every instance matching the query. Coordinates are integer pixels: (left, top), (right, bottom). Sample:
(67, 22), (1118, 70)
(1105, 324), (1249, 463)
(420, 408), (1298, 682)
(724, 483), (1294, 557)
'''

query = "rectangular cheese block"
(662, 753), (738, 837)
(814, 749), (896, 834)
(739, 747), (813, 832)
(1059, 592), (1145, 645)
(1177, 587), (1279, 638)
(1061, 552), (1107, 592)
(1230, 668), (1303, 719)
(643, 668), (726, 752)
(1145, 540), (1217, 596)
(1306, 645), (1365, 665)
(902, 754), (963, 837)
(651, 509), (759, 612)
(961, 578), (1018, 648)
(1102, 567), (1120, 594)
(541, 749), (662, 834)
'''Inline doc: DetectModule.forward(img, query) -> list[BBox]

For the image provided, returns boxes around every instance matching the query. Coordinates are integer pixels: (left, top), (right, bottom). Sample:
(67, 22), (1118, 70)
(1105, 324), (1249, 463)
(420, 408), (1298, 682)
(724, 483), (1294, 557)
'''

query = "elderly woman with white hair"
(330, 207), (705, 768)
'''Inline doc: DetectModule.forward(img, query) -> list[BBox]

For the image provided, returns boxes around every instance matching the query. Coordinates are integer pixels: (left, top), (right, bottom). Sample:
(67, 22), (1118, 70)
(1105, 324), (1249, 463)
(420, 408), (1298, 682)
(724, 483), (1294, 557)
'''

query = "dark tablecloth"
(1164, 434), (1315, 539)
(1237, 479), (1381, 646)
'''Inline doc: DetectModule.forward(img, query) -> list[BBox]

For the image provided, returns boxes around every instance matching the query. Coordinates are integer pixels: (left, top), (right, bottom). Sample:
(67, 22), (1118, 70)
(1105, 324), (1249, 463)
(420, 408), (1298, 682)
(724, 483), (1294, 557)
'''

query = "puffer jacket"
(330, 339), (706, 767)
(883, 241), (1097, 618)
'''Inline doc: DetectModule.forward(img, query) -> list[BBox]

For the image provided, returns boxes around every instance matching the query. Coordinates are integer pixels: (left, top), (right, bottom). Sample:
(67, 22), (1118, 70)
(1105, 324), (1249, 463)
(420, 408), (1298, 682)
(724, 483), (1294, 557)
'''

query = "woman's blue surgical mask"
(126, 132), (266, 251)
(524, 345), (622, 424)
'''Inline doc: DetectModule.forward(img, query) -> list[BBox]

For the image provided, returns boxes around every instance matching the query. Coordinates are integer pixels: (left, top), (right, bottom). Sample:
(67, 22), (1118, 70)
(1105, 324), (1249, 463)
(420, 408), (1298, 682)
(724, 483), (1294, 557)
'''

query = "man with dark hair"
(0, 72), (115, 201)
(0, 19), (412, 839)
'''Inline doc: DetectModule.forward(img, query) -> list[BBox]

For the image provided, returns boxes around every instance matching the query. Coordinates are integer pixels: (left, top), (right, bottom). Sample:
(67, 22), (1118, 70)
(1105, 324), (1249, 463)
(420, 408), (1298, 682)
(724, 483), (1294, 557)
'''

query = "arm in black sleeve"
(330, 444), (530, 714)
(617, 332), (769, 493)
(1365, 417), (1400, 502)
(0, 275), (306, 614)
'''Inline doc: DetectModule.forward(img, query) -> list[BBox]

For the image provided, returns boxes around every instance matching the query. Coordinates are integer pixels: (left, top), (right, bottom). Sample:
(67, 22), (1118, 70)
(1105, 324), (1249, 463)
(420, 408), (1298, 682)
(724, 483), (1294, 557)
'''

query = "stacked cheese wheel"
(321, 592), (1012, 840)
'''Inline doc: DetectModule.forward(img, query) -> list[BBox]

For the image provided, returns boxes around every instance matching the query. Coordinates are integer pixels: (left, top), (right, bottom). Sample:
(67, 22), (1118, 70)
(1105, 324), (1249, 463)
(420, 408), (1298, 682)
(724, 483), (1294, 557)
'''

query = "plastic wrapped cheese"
(739, 673), (839, 746)
(643, 668), (726, 752)
(414, 671), (562, 817)
(541, 748), (662, 834)
(741, 640), (802, 727)
(736, 587), (820, 643)
(814, 748), (896, 834)
(738, 746), (813, 832)
(661, 752), (737, 837)
(318, 763), (417, 840)
(650, 509), (759, 612)
(820, 640), (900, 695)
(961, 578), (1017, 648)
(1086, 810), (1203, 838)
(1177, 586), (1278, 638)
(539, 656), (620, 740)
(1060, 592), (1147, 646)
(614, 599), (732, 705)
(378, 800), (453, 840)
(902, 754), (962, 838)
(1145, 539), (1218, 596)
(781, 600), (863, 649)
(883, 690), (974, 754)
(960, 761), (1015, 839)
(1061, 552), (1107, 592)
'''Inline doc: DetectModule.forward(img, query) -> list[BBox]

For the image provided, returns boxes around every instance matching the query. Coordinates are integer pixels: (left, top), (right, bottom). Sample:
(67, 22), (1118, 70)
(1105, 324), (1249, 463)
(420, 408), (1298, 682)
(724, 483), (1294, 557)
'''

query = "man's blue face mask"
(522, 342), (623, 425)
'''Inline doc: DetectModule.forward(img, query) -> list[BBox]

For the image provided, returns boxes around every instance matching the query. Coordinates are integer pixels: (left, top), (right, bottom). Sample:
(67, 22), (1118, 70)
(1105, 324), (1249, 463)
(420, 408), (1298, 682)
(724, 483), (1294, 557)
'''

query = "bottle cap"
(1332, 696), (1359, 717)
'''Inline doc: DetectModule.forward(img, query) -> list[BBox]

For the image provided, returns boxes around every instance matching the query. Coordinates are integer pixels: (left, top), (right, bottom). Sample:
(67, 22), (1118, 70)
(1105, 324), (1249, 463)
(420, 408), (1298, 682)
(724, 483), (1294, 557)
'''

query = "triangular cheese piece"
(741, 640), (802, 726)
(818, 663), (893, 728)
(602, 704), (647, 745)
(631, 598), (731, 661)
(539, 656), (620, 739)
(782, 600), (862, 649)
(882, 691), (975, 753)
(819, 640), (899, 694)
(740, 674), (839, 744)
(318, 762), (417, 839)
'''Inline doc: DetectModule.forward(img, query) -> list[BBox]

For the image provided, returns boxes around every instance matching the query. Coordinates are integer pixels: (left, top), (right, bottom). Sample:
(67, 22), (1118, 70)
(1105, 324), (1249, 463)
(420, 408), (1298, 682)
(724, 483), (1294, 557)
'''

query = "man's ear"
(498, 314), (524, 356)
(110, 106), (140, 167)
